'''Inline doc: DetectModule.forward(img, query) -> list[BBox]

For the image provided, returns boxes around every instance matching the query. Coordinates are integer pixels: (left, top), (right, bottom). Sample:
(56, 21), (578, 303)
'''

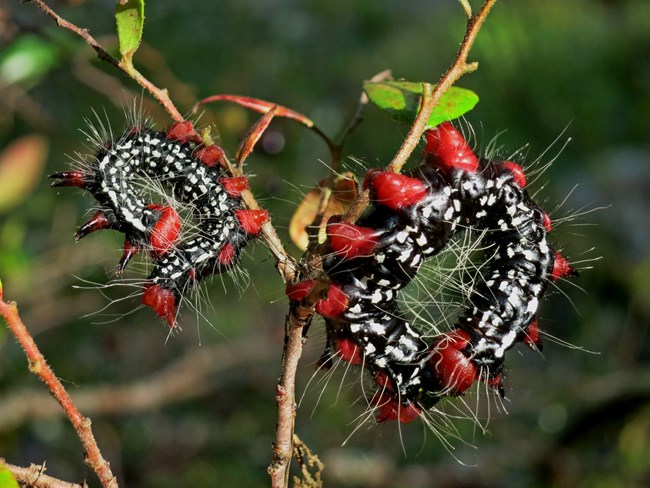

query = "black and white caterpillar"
(51, 120), (268, 327)
(287, 122), (577, 423)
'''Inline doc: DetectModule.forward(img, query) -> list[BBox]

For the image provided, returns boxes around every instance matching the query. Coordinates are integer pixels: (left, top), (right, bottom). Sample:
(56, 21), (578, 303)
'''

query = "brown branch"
(0, 291), (118, 488)
(268, 315), (304, 488)
(0, 459), (87, 488)
(28, 0), (184, 122)
(269, 280), (329, 488)
(388, 0), (497, 173)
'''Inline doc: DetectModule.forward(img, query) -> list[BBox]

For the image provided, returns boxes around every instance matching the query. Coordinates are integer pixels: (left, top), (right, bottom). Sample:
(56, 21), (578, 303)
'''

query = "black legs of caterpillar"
(287, 122), (578, 423)
(51, 120), (269, 328)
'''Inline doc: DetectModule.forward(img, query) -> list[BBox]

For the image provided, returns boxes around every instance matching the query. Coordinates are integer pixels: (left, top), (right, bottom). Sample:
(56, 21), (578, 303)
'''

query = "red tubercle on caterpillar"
(166, 121), (203, 144)
(523, 319), (543, 351)
(551, 251), (577, 281)
(234, 209), (269, 235)
(424, 122), (479, 173)
(49, 170), (90, 189)
(428, 329), (478, 395)
(74, 210), (115, 241)
(501, 161), (527, 188)
(220, 176), (250, 197)
(147, 204), (182, 256)
(363, 170), (428, 210)
(194, 144), (226, 167)
(217, 242), (237, 266)
(371, 391), (421, 423)
(142, 283), (177, 328)
(327, 222), (379, 260)
(335, 338), (363, 365)
(118, 238), (140, 274)
(315, 284), (349, 319)
(285, 279), (316, 301)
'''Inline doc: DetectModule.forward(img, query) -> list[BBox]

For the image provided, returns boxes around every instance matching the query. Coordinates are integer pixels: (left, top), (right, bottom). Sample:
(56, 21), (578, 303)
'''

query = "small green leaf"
(115, 0), (145, 61)
(363, 81), (479, 128)
(0, 465), (20, 488)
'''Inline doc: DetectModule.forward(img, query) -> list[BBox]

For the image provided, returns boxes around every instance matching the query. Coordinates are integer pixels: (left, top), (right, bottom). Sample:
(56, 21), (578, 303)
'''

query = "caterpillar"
(51, 120), (268, 328)
(287, 122), (577, 423)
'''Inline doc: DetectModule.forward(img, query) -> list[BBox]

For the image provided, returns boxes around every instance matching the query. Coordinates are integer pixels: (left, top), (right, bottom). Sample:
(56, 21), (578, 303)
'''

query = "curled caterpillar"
(51, 120), (269, 327)
(288, 122), (577, 423)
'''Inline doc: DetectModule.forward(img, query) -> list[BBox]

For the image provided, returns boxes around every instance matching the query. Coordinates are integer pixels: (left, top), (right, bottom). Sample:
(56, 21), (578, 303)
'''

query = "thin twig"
(28, 0), (184, 122)
(268, 279), (329, 488)
(0, 459), (87, 488)
(0, 290), (118, 488)
(387, 82), (435, 173)
(388, 0), (497, 173)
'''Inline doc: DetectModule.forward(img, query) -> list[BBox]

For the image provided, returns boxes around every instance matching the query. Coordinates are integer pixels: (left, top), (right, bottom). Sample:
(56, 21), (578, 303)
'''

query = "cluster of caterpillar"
(51, 120), (268, 327)
(287, 122), (577, 423)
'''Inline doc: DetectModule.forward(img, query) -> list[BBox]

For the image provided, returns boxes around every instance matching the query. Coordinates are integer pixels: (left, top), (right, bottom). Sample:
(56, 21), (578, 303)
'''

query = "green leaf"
(0, 465), (20, 488)
(115, 0), (145, 61)
(363, 81), (479, 128)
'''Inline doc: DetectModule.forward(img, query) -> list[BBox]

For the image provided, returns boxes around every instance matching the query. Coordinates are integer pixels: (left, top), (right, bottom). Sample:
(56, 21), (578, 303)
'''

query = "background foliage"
(1, 1), (649, 486)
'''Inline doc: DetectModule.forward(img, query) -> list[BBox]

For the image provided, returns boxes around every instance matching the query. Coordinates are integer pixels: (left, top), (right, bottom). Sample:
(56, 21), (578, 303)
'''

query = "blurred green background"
(1, 0), (649, 486)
